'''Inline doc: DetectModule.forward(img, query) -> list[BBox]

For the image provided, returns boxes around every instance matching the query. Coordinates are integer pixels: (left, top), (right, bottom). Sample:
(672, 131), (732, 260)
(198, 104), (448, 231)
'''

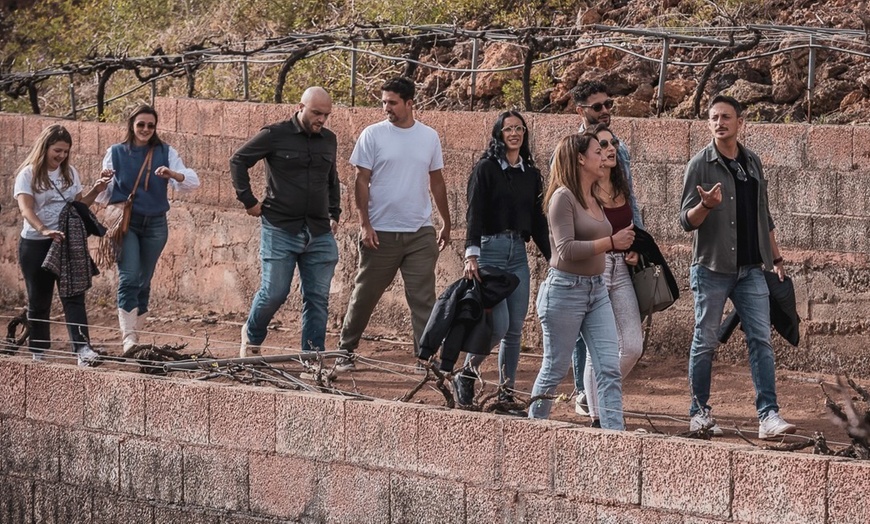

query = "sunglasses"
(502, 125), (526, 134)
(135, 122), (156, 130)
(728, 160), (748, 182)
(581, 99), (615, 112)
(598, 137), (620, 149)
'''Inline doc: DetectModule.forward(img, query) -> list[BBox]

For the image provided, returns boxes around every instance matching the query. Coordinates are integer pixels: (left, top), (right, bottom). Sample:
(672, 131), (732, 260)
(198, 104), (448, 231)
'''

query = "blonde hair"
(543, 132), (602, 211)
(17, 124), (73, 193)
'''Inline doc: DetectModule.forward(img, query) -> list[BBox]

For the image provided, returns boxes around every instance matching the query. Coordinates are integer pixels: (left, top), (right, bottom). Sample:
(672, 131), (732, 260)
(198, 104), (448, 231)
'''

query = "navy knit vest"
(109, 143), (170, 216)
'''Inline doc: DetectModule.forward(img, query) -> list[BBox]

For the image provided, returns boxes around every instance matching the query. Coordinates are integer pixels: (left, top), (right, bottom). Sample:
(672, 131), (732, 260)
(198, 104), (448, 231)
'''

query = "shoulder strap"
(129, 147), (154, 200)
(47, 175), (71, 203)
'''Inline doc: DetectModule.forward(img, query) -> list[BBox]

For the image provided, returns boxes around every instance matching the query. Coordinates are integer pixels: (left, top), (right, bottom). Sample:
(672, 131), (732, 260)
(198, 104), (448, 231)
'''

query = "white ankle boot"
(118, 308), (139, 352)
(136, 311), (148, 344)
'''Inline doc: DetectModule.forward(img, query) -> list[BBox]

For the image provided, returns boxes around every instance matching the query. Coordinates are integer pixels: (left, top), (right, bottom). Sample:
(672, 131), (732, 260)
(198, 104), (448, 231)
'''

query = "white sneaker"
(574, 393), (589, 416)
(758, 410), (796, 440)
(77, 345), (100, 367)
(31, 352), (46, 362)
(689, 408), (724, 436)
(239, 322), (260, 358)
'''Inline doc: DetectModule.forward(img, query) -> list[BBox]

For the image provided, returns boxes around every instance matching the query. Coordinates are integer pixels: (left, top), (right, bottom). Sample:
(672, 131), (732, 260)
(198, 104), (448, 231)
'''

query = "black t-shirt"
(722, 149), (762, 267)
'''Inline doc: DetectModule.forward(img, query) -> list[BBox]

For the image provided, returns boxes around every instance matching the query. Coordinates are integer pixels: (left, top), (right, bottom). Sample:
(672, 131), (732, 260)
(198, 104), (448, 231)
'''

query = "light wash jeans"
(118, 213), (168, 314)
(464, 232), (530, 390)
(529, 268), (624, 430)
(582, 253), (643, 419)
(689, 264), (779, 419)
(245, 218), (339, 351)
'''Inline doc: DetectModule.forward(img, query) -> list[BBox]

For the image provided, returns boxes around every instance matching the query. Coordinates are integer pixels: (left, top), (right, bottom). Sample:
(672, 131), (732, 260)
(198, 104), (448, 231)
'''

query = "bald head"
(298, 86), (332, 134)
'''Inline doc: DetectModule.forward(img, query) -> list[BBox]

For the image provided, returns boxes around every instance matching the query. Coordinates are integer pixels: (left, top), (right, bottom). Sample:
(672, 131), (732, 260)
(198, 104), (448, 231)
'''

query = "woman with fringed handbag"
(94, 105), (200, 352)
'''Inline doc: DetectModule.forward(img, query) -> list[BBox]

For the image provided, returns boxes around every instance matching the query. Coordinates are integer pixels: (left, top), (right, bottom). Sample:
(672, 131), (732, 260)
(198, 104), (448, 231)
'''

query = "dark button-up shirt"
(679, 141), (775, 274)
(230, 114), (340, 236)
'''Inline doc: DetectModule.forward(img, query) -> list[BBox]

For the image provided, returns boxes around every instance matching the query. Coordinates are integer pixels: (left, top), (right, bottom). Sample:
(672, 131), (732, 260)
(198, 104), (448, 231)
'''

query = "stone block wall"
(2, 356), (870, 523)
(2, 101), (870, 374)
(0, 357), (870, 524)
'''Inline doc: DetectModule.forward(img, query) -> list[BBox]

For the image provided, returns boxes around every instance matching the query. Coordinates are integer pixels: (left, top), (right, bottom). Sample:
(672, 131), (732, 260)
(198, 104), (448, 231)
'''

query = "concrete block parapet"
(182, 445), (250, 511)
(828, 460), (870, 524)
(641, 436), (734, 519)
(1, 357), (868, 523)
(732, 449), (828, 524)
(553, 427), (642, 505)
(275, 390), (347, 461)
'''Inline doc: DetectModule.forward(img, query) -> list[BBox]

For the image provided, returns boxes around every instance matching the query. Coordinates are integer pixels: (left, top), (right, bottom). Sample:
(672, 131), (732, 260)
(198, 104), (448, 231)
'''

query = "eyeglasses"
(581, 99), (615, 112)
(135, 122), (156, 130)
(598, 137), (619, 149)
(728, 160), (748, 182)
(502, 125), (526, 134)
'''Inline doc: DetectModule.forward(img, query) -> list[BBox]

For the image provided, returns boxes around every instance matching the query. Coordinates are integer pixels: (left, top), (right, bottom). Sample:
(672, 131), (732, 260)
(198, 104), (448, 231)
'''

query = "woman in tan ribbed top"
(527, 132), (635, 430)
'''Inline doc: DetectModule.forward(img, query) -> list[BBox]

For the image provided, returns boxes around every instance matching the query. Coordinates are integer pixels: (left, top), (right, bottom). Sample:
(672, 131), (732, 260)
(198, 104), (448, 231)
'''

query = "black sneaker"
(335, 355), (356, 372)
(453, 370), (477, 406)
(495, 392), (528, 417)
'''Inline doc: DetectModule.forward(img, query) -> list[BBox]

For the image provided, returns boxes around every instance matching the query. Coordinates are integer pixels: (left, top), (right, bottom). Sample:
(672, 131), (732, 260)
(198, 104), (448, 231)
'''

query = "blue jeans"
(464, 232), (530, 389)
(529, 268), (623, 430)
(246, 219), (339, 351)
(582, 253), (644, 419)
(118, 213), (168, 314)
(689, 264), (779, 419)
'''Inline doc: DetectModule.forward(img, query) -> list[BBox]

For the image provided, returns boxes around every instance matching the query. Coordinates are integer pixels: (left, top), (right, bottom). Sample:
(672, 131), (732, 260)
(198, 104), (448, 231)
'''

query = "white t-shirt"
(13, 165), (83, 240)
(350, 120), (444, 232)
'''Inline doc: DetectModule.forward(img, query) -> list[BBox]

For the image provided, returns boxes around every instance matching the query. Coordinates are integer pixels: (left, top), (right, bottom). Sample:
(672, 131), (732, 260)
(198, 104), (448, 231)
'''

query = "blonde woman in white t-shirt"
(13, 124), (111, 365)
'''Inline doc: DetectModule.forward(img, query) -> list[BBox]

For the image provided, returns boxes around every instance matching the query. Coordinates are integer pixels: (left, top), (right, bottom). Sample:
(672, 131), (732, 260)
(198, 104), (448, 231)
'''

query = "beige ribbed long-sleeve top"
(547, 186), (612, 276)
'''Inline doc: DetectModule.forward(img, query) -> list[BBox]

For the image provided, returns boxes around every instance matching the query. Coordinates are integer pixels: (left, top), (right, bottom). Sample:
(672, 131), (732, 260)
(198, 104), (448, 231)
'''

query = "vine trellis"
(1, 23), (869, 122)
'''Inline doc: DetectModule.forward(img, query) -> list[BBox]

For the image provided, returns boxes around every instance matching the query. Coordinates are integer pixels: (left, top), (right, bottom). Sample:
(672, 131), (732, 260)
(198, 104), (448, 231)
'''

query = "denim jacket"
(679, 141), (775, 274)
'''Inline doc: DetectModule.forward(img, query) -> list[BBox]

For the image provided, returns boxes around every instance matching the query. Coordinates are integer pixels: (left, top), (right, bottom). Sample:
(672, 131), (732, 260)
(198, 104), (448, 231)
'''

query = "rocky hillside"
(1, 0), (869, 123)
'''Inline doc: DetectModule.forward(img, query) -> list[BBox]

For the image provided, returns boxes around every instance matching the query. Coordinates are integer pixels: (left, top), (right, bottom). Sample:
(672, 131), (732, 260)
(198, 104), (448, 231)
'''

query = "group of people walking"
(12, 76), (797, 439)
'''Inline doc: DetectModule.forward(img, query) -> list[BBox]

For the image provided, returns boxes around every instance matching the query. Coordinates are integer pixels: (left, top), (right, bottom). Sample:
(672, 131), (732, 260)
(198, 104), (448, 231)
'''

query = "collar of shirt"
(290, 112), (321, 137)
(498, 157), (525, 172)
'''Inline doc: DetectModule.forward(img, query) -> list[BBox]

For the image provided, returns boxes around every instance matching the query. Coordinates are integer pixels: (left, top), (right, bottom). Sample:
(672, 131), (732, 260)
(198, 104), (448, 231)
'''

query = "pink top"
(547, 187), (612, 276)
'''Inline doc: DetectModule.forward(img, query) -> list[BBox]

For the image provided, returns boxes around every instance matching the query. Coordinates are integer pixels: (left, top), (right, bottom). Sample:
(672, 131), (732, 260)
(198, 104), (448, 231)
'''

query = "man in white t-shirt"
(336, 76), (451, 371)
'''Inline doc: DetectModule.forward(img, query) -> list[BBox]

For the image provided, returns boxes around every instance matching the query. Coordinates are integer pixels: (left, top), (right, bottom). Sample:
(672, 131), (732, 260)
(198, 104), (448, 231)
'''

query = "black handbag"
(632, 255), (676, 317)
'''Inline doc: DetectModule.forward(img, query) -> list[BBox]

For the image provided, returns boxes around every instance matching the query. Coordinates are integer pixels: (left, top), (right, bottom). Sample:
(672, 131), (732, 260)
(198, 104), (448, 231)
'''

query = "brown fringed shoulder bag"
(96, 147), (153, 269)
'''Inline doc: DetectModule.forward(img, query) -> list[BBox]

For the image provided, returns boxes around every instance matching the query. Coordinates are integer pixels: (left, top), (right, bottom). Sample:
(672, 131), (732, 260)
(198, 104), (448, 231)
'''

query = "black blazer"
(418, 266), (520, 372)
(717, 272), (800, 347)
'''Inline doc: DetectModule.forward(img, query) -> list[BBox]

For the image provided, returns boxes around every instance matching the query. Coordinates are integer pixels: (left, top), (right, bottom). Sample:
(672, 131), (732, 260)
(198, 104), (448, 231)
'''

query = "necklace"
(597, 185), (618, 202)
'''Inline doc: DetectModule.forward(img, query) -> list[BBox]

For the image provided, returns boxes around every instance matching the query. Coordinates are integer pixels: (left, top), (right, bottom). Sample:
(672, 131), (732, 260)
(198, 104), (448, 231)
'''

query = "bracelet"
(609, 236), (615, 251)
(701, 201), (714, 210)
(773, 256), (784, 265)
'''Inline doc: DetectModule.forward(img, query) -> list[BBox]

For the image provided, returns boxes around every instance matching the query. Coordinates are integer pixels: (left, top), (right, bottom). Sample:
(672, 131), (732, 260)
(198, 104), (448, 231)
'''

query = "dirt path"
(2, 304), (859, 452)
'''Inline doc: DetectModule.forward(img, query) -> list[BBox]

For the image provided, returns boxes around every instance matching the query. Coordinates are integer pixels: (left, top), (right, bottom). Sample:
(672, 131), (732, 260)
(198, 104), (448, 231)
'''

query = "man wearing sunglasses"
(570, 80), (644, 417)
(679, 94), (795, 440)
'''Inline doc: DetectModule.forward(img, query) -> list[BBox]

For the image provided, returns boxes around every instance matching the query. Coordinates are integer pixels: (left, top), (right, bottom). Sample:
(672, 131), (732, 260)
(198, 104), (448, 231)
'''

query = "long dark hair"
(481, 110), (535, 169)
(18, 124), (73, 193)
(588, 122), (630, 202)
(123, 104), (164, 147)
